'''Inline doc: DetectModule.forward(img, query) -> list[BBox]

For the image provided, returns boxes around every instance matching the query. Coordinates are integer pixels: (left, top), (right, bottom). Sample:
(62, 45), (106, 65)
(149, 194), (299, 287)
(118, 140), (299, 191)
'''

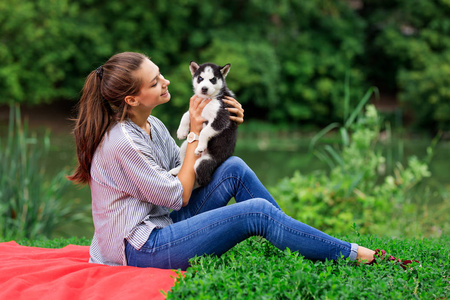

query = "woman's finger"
(224, 97), (243, 112)
(226, 107), (244, 117)
(198, 98), (212, 110)
(226, 108), (244, 125)
(229, 115), (244, 125)
(223, 96), (244, 125)
(224, 96), (241, 107)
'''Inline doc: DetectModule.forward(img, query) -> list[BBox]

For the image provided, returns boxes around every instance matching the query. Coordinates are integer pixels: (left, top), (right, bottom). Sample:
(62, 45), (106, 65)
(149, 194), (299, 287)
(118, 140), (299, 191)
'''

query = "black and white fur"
(169, 61), (237, 186)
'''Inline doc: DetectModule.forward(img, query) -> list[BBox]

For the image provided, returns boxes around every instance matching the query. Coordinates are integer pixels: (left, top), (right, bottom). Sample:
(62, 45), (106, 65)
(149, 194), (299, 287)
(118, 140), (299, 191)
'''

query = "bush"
(269, 90), (448, 237)
(271, 0), (367, 126)
(0, 0), (105, 104)
(363, 0), (450, 131)
(1, 0), (367, 130)
(3, 0), (450, 131)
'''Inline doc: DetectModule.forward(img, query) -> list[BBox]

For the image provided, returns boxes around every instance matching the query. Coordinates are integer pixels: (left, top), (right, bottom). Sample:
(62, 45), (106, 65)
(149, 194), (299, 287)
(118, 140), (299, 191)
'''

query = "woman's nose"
(161, 75), (170, 86)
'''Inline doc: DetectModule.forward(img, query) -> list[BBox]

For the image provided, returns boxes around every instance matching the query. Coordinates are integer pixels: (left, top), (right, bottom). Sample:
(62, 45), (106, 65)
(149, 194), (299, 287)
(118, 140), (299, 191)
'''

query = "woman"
(68, 52), (383, 270)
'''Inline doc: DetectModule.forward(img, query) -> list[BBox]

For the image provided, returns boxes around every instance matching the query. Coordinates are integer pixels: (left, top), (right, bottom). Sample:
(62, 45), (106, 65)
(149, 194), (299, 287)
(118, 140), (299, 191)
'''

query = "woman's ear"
(125, 95), (138, 106)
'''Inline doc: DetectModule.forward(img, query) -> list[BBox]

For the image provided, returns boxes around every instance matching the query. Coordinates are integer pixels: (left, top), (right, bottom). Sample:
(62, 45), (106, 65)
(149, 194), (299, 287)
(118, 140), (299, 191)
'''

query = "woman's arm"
(177, 95), (211, 206)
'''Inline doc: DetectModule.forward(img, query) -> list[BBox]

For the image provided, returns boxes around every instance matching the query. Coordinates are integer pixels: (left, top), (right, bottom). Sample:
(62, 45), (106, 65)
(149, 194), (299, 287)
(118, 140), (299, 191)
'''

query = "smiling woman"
(66, 51), (409, 272)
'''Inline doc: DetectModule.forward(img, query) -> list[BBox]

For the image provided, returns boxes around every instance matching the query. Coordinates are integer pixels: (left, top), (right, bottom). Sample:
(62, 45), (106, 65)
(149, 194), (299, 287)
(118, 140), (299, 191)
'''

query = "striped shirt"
(89, 116), (183, 266)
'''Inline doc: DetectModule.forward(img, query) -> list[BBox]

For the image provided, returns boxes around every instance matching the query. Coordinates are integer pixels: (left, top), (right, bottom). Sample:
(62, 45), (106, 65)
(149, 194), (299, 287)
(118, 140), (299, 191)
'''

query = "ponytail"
(68, 52), (147, 184)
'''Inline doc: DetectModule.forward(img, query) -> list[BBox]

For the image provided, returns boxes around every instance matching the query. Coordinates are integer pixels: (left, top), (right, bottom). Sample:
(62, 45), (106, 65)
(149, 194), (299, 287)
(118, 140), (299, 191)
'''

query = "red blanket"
(0, 241), (181, 299)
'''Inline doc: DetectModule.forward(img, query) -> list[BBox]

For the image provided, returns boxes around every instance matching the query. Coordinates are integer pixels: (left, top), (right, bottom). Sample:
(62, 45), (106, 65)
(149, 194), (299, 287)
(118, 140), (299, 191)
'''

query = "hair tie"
(96, 65), (104, 79)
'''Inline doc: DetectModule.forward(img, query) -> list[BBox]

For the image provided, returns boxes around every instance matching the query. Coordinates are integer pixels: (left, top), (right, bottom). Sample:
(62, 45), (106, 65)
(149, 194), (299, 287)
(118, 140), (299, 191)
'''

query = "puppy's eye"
(198, 76), (204, 83)
(210, 77), (217, 84)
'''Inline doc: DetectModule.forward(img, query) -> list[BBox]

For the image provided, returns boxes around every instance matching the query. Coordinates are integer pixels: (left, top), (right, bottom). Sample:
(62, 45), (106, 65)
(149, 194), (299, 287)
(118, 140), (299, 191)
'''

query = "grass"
(1, 236), (91, 248)
(166, 235), (449, 299)
(4, 235), (448, 299)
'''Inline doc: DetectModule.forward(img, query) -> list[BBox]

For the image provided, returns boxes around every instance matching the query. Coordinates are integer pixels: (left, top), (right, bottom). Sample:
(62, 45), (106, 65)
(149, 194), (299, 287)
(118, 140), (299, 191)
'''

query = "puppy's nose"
(201, 87), (209, 94)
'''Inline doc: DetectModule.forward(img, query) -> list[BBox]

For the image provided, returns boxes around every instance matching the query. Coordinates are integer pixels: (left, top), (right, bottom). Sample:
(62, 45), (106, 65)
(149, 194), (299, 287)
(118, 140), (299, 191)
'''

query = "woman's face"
(131, 58), (171, 111)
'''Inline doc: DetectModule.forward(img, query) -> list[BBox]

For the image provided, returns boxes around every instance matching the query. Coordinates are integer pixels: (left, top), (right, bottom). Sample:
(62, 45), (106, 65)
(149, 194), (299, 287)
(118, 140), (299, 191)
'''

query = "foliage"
(0, 0), (103, 104)
(0, 104), (88, 240)
(269, 89), (447, 237)
(166, 235), (450, 299)
(271, 0), (367, 126)
(363, 0), (450, 131)
(3, 0), (450, 130)
(1, 0), (362, 130)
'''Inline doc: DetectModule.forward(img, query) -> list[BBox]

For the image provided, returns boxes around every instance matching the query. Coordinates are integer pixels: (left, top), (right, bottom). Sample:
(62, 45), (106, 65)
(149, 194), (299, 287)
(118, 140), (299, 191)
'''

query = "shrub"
(269, 88), (446, 237)
(3, 0), (450, 131)
(1, 0), (367, 130)
(0, 0), (104, 104)
(364, 0), (450, 131)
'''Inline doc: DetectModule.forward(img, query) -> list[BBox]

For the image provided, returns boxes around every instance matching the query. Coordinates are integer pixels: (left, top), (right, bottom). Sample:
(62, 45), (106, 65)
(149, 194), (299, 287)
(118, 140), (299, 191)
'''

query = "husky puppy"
(169, 61), (238, 186)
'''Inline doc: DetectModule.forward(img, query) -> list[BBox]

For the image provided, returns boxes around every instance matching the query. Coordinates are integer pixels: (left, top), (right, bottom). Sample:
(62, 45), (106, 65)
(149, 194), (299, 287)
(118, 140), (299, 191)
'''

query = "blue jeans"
(126, 156), (358, 270)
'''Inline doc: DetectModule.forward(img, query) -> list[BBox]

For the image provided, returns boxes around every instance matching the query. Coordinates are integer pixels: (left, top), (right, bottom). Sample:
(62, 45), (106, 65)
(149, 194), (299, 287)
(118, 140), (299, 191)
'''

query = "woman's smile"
(161, 90), (170, 97)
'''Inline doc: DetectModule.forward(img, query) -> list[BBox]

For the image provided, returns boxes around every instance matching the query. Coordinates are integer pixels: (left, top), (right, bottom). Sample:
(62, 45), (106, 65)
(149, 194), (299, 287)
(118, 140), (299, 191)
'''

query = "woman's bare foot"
(356, 246), (376, 263)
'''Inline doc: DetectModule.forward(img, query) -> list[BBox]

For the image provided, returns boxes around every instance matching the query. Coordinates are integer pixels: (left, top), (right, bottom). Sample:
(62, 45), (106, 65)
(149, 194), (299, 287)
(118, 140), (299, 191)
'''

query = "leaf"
(339, 127), (350, 147)
(344, 87), (378, 128)
(309, 122), (340, 153)
(324, 145), (344, 167)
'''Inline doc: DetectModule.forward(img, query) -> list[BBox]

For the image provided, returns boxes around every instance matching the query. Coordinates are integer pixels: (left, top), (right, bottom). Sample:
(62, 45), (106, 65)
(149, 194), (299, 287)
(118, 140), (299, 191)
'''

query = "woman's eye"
(152, 73), (163, 87)
(210, 78), (217, 84)
(198, 76), (204, 83)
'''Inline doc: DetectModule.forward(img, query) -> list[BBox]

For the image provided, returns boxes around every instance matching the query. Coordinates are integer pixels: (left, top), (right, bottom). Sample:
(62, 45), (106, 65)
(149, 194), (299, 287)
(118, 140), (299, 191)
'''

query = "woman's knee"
(238, 198), (278, 213)
(220, 156), (251, 176)
(224, 156), (246, 168)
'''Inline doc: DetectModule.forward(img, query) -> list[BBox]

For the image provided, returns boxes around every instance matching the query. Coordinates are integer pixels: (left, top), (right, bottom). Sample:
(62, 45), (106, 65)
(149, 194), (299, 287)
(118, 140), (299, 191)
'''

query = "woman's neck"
(129, 108), (152, 135)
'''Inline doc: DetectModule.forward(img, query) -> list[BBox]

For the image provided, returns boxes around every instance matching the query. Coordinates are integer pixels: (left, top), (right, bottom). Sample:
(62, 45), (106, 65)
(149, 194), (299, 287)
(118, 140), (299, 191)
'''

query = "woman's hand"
(189, 95), (211, 133)
(224, 96), (244, 125)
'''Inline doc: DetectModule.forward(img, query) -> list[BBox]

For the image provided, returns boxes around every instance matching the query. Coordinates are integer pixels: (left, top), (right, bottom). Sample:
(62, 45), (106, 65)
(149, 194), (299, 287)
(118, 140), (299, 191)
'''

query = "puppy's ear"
(220, 64), (231, 77)
(189, 61), (199, 76)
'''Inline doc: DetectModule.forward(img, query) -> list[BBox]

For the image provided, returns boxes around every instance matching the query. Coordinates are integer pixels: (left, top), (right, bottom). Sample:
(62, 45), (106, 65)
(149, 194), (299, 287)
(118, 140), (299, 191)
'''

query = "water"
(11, 127), (450, 238)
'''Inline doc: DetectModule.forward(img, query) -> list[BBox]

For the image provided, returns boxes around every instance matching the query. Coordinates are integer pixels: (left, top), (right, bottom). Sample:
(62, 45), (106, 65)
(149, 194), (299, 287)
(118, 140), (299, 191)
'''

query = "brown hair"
(68, 52), (148, 184)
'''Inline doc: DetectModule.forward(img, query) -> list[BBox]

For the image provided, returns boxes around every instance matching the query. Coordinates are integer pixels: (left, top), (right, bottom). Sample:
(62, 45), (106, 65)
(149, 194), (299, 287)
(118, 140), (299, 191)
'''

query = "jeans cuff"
(349, 243), (359, 261)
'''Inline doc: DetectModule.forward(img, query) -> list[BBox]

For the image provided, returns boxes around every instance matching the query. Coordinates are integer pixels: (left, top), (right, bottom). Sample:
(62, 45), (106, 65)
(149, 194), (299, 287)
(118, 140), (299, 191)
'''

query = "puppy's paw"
(169, 166), (181, 176)
(177, 127), (189, 140)
(194, 144), (206, 155)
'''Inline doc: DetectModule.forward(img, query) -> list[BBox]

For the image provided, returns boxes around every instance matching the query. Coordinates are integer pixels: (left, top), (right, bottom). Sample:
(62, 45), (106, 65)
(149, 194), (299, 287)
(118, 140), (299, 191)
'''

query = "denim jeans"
(125, 156), (358, 270)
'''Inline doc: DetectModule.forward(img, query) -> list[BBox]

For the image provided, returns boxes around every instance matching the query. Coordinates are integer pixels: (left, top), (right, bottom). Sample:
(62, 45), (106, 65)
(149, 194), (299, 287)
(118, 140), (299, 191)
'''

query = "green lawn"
(4, 235), (449, 299)
(167, 235), (449, 299)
